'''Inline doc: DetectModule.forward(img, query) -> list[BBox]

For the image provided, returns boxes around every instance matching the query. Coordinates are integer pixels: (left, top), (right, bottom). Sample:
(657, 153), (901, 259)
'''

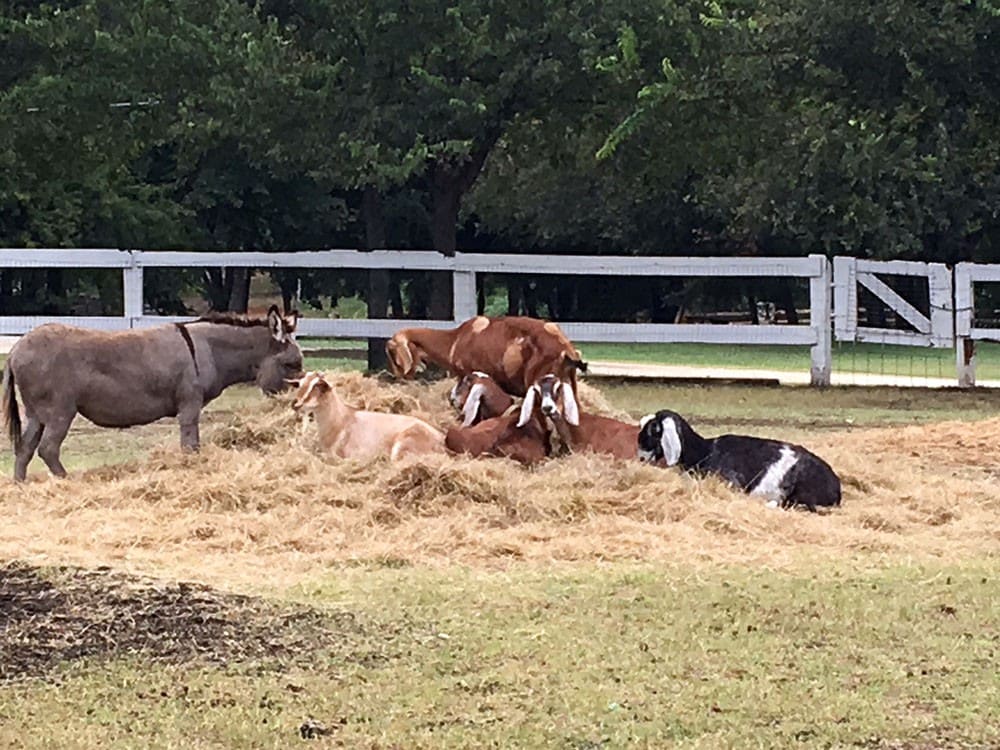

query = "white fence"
(0, 248), (998, 386)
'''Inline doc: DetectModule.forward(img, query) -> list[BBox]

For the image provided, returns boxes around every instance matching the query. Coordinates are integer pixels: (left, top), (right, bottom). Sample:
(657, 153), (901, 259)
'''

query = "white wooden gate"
(833, 257), (954, 348)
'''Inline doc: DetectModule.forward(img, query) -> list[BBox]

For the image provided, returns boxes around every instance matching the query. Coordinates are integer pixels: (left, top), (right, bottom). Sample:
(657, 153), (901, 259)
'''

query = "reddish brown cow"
(386, 315), (586, 397)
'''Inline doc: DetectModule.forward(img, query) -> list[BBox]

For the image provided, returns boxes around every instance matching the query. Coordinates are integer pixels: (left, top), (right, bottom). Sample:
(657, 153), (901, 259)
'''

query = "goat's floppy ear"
(267, 305), (285, 342)
(659, 416), (683, 466)
(516, 386), (538, 427)
(461, 383), (486, 426)
(386, 337), (414, 377)
(639, 414), (655, 429)
(561, 382), (580, 426)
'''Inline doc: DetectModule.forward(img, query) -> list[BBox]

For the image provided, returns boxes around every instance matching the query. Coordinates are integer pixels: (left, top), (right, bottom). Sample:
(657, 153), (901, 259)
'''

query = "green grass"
(1, 564), (996, 749)
(296, 337), (1000, 380)
(578, 341), (1000, 380)
(599, 382), (1000, 437)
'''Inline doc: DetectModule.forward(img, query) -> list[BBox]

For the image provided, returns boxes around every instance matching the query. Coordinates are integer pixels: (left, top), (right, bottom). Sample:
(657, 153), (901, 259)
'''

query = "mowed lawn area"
(303, 338), (1000, 381)
(0, 370), (997, 748)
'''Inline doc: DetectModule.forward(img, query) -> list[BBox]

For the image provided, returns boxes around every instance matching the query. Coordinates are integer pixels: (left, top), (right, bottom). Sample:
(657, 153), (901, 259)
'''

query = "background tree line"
(3, 0), (1000, 341)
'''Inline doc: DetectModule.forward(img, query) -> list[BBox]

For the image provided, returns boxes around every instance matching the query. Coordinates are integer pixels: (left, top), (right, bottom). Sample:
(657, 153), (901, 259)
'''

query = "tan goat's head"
(517, 374), (579, 428)
(287, 371), (330, 415)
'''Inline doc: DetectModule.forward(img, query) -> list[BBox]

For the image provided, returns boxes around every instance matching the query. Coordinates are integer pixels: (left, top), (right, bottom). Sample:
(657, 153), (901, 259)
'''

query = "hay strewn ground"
(0, 373), (997, 589)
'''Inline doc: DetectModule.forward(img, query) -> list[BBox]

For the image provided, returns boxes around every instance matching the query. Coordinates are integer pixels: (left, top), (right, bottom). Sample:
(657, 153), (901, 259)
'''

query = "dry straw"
(1, 372), (997, 588)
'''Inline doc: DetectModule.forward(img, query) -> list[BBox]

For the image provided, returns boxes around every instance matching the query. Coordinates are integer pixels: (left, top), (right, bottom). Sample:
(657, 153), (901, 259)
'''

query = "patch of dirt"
(0, 561), (410, 682)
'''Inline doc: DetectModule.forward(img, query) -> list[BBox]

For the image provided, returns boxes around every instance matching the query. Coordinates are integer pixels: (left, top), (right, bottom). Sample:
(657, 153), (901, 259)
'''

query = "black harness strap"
(175, 323), (200, 376)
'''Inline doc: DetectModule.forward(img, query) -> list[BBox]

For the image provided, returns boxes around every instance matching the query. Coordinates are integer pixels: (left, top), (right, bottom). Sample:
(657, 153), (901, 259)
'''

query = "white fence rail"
(1, 248), (998, 386)
(833, 257), (954, 348)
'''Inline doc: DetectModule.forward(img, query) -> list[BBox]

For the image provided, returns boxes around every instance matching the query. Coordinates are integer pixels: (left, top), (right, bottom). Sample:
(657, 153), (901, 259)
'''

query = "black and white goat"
(637, 410), (841, 511)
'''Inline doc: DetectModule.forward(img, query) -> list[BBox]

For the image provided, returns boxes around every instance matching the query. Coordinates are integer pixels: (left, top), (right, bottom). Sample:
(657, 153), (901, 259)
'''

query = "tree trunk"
(477, 277), (486, 315)
(389, 276), (404, 317)
(507, 281), (521, 315)
(227, 268), (251, 313)
(777, 279), (799, 325)
(426, 136), (497, 319)
(362, 186), (390, 372)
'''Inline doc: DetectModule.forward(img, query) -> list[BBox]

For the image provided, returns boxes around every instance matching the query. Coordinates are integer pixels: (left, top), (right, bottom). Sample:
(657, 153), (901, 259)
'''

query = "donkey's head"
(257, 305), (303, 394)
(516, 374), (580, 428)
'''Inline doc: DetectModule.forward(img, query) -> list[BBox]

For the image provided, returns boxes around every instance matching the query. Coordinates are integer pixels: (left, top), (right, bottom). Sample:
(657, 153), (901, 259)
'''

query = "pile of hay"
(0, 372), (997, 587)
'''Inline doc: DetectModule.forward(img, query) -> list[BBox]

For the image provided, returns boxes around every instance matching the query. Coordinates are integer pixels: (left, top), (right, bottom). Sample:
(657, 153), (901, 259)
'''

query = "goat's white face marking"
(751, 446), (799, 502)
(540, 379), (561, 416)
(659, 417), (683, 467)
(461, 383), (486, 426)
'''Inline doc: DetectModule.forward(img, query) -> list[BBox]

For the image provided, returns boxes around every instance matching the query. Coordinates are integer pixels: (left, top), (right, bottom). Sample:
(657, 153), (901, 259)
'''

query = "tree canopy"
(2, 0), (1000, 317)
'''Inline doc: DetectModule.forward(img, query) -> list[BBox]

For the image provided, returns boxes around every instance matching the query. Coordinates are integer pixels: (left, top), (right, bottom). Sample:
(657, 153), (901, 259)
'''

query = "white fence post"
(954, 263), (976, 387)
(123, 251), (144, 329)
(809, 254), (832, 386)
(452, 269), (477, 322)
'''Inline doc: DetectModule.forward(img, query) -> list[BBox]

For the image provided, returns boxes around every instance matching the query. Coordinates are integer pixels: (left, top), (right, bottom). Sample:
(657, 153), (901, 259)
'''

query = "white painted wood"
(123, 262), (144, 324)
(0, 249), (833, 379)
(0, 248), (133, 267)
(854, 258), (941, 275)
(855, 272), (931, 334)
(927, 263), (954, 347)
(954, 264), (974, 337)
(955, 262), (1000, 283)
(563, 322), (817, 345)
(832, 256), (856, 341)
(0, 316), (129, 334)
(809, 255), (832, 386)
(454, 254), (823, 277)
(131, 249), (456, 271)
(954, 264), (976, 387)
(854, 328), (940, 347)
(452, 270), (478, 321)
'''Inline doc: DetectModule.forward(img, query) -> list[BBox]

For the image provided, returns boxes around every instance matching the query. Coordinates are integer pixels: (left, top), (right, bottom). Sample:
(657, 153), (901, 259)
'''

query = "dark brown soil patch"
(0, 561), (409, 682)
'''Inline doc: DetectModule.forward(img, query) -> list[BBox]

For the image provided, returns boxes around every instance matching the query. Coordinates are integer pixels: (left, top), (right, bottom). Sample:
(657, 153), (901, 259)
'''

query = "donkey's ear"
(267, 305), (285, 342)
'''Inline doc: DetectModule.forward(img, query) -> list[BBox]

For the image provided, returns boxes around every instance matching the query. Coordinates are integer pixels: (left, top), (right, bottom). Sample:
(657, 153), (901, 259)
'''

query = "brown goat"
(448, 371), (515, 426)
(386, 315), (587, 397)
(518, 374), (640, 460)
(445, 410), (551, 466)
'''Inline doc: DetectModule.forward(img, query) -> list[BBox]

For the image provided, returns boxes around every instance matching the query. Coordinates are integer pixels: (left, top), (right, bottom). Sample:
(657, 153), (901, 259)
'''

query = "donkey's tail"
(2, 360), (21, 453)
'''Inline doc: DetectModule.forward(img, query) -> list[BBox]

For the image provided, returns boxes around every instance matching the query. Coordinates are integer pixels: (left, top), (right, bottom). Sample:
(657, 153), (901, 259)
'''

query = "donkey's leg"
(13, 416), (43, 482)
(178, 400), (202, 451)
(36, 413), (74, 478)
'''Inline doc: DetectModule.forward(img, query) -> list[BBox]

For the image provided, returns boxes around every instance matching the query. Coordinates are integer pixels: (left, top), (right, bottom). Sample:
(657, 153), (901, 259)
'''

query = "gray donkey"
(1, 305), (303, 480)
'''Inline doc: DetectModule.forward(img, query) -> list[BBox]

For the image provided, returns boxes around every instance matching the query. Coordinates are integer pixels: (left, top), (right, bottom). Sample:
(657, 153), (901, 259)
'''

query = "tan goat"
(518, 374), (640, 460)
(290, 372), (445, 461)
(386, 315), (587, 397)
